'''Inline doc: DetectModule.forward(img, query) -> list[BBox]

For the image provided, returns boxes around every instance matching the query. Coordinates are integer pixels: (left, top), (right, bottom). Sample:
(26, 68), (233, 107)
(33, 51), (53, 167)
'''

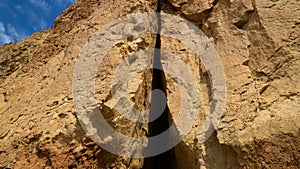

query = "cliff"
(0, 0), (299, 168)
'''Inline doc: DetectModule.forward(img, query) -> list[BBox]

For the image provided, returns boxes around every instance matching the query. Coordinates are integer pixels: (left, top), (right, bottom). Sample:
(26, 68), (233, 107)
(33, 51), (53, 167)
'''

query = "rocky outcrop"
(168, 0), (300, 168)
(0, 0), (299, 168)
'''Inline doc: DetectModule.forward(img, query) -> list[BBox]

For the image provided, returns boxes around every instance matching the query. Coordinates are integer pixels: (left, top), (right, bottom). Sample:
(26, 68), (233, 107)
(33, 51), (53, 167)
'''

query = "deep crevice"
(142, 0), (177, 168)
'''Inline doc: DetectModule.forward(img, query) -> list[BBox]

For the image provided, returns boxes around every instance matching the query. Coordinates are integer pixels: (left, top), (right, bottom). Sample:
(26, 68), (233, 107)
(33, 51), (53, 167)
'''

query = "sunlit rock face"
(0, 0), (299, 168)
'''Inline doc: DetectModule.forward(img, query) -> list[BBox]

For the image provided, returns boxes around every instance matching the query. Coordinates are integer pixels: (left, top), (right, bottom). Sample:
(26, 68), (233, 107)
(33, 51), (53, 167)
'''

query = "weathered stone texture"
(0, 0), (299, 168)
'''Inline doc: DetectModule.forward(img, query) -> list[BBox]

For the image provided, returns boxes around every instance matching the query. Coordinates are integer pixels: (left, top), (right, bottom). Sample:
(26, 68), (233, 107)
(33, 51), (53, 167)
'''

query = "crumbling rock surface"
(0, 0), (299, 168)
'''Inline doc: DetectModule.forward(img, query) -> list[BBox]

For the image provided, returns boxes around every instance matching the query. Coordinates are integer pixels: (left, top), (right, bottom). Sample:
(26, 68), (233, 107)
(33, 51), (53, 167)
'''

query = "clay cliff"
(0, 0), (299, 168)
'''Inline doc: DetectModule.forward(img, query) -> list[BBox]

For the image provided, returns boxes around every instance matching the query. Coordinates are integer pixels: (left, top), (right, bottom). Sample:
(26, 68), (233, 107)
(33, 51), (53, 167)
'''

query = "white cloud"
(0, 22), (13, 44)
(29, 0), (50, 11)
(0, 22), (28, 45)
(39, 18), (47, 30)
(30, 13), (48, 31)
(0, 34), (13, 44)
(0, 22), (5, 32)
(15, 5), (24, 14)
(6, 24), (18, 38)
(7, 24), (27, 40)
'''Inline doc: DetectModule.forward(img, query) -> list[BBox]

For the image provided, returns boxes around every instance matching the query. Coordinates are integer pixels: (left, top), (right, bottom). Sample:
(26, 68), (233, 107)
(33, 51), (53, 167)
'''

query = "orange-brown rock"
(0, 0), (299, 168)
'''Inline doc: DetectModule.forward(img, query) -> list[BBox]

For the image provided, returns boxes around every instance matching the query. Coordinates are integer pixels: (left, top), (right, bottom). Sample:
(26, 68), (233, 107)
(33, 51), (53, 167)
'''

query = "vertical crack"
(142, 0), (177, 168)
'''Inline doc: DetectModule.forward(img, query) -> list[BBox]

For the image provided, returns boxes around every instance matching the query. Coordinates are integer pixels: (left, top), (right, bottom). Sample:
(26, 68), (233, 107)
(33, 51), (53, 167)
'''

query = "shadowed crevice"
(142, 0), (177, 168)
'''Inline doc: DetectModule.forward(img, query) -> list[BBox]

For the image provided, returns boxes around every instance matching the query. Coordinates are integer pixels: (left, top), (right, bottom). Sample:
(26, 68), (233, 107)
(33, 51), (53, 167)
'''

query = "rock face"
(0, 0), (299, 168)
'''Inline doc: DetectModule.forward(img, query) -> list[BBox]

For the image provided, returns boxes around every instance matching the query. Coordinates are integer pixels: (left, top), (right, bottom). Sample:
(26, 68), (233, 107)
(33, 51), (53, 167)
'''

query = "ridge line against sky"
(0, 0), (76, 45)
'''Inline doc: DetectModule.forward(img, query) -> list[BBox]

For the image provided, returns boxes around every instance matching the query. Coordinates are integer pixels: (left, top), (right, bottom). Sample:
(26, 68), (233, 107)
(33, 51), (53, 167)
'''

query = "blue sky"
(0, 0), (76, 45)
